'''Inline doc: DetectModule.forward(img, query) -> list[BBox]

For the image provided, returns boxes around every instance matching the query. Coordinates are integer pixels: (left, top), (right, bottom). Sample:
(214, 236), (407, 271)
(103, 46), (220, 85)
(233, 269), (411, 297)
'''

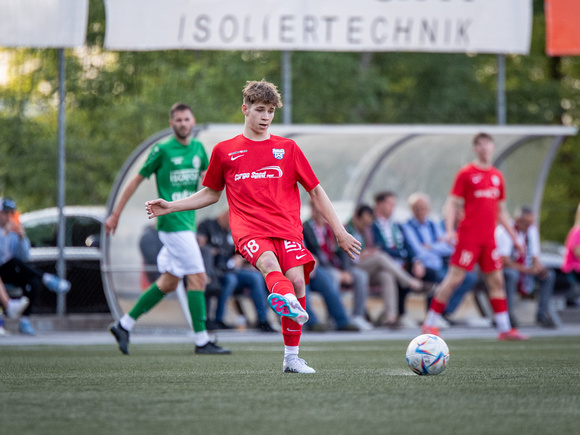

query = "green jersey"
(139, 135), (208, 232)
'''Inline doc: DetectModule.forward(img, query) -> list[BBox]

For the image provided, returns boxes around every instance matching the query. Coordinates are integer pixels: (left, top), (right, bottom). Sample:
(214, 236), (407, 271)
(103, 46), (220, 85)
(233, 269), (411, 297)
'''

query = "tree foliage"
(0, 0), (579, 241)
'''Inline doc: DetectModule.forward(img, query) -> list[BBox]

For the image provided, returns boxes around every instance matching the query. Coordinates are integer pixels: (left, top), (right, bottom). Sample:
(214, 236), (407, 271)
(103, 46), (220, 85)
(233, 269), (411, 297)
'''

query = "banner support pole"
(497, 53), (506, 125)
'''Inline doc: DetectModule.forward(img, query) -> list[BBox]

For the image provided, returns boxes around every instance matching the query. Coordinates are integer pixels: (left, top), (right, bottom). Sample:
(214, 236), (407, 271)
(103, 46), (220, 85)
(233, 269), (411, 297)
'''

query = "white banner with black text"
(104, 0), (532, 54)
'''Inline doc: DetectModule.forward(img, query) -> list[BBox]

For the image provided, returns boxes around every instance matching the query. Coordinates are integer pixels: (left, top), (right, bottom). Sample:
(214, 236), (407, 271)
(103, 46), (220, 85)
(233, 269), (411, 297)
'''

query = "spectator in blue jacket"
(401, 193), (479, 325)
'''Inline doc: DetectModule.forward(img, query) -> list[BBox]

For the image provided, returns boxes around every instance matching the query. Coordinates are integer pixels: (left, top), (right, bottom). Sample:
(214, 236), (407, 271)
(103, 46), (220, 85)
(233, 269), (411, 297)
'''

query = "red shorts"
(450, 238), (503, 273)
(237, 237), (315, 284)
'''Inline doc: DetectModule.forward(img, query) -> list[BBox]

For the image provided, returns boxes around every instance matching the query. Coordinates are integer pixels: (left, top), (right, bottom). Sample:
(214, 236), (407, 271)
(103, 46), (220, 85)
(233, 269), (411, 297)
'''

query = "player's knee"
(156, 273), (181, 293)
(187, 274), (206, 290)
(288, 275), (306, 295)
(289, 275), (305, 289)
(255, 252), (280, 274)
(485, 273), (504, 294)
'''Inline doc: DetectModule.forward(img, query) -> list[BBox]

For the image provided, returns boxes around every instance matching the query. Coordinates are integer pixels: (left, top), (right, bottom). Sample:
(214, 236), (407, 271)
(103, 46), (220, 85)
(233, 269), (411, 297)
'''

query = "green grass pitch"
(1, 337), (579, 434)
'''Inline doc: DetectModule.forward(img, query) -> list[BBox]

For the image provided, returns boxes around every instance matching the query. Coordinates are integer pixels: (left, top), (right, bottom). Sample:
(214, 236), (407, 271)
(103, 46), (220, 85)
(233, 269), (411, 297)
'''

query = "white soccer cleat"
(267, 293), (309, 325)
(6, 297), (29, 319)
(283, 356), (316, 374)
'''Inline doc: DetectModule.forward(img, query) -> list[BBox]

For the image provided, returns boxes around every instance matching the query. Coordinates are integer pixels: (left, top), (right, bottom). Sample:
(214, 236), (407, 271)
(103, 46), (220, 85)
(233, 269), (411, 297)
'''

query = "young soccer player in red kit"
(145, 80), (361, 373)
(421, 133), (528, 341)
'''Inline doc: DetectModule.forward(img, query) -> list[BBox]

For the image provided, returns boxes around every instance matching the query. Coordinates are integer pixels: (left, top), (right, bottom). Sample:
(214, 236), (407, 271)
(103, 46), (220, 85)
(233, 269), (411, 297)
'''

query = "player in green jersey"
(105, 103), (230, 355)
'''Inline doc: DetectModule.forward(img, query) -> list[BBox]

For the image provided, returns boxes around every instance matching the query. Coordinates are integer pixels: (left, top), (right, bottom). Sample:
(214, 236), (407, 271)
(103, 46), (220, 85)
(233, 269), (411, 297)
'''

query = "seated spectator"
(302, 204), (369, 332)
(496, 206), (559, 328)
(561, 202), (580, 307)
(372, 191), (408, 265)
(401, 193), (478, 326)
(139, 224), (163, 286)
(346, 203), (428, 328)
(197, 209), (276, 333)
(303, 265), (360, 332)
(0, 198), (70, 335)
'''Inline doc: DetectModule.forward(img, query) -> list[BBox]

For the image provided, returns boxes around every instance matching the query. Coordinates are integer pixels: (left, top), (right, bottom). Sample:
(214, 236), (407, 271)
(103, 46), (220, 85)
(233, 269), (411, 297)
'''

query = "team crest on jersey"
(272, 148), (285, 160)
(192, 155), (201, 169)
(491, 175), (500, 186)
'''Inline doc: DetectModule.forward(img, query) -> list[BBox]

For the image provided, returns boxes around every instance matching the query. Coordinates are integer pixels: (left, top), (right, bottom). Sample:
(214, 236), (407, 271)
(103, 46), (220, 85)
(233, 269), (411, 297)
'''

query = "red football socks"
(429, 297), (447, 314)
(282, 296), (306, 347)
(265, 271), (295, 296)
(490, 298), (508, 314)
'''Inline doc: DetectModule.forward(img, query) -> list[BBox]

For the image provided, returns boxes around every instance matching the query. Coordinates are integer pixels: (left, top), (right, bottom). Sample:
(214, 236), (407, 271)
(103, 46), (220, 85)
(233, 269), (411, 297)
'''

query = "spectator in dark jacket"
(303, 204), (372, 331)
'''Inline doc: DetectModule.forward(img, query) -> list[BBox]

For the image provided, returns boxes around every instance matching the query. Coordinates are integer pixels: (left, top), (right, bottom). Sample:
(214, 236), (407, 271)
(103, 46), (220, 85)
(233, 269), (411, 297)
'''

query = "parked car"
(19, 206), (109, 314)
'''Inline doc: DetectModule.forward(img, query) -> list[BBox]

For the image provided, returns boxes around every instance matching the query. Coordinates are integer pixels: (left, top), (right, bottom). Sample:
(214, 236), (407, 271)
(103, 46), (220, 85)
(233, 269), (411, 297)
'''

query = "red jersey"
(203, 134), (320, 246)
(451, 162), (505, 245)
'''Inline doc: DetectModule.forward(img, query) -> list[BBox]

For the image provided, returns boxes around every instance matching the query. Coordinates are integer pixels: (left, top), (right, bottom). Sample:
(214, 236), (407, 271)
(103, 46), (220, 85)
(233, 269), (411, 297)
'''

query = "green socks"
(187, 290), (207, 333)
(128, 283), (165, 320)
(127, 285), (207, 334)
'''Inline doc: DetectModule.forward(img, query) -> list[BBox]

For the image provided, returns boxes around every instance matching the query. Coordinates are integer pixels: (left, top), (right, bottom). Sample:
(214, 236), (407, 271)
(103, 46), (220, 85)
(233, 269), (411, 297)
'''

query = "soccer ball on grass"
(406, 334), (449, 375)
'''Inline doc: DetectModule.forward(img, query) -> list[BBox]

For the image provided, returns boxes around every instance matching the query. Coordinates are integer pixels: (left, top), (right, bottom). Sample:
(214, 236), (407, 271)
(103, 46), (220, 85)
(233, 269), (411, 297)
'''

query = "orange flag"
(546, 0), (580, 56)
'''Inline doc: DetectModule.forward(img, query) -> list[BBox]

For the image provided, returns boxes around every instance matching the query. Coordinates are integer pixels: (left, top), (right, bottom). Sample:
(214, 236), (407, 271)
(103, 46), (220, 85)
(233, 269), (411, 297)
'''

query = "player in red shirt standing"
(421, 133), (528, 341)
(145, 80), (361, 373)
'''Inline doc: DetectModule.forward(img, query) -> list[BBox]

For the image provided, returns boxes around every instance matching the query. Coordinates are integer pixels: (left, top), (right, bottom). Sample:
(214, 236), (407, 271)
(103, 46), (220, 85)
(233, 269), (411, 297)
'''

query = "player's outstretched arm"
(145, 187), (222, 219)
(105, 174), (145, 236)
(308, 184), (361, 260)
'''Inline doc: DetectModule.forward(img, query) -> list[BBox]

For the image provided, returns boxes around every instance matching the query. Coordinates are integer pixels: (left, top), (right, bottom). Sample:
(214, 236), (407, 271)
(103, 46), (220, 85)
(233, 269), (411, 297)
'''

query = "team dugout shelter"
(101, 124), (577, 330)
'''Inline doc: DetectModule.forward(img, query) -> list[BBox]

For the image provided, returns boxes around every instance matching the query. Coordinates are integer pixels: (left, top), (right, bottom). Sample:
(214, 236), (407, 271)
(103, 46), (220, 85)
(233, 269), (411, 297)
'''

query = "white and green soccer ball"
(406, 334), (450, 376)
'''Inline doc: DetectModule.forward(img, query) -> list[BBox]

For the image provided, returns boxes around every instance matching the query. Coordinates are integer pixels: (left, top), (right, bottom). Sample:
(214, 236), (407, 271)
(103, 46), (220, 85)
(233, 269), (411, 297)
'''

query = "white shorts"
(157, 231), (205, 278)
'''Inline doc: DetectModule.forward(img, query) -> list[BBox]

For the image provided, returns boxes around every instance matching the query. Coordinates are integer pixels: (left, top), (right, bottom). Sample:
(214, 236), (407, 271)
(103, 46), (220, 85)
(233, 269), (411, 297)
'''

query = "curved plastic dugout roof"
(101, 124), (577, 327)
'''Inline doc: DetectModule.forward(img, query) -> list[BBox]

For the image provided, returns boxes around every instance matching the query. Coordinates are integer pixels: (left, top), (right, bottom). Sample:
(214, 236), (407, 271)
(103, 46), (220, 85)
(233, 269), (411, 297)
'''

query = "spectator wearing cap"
(0, 198), (71, 335)
(1, 199), (30, 262)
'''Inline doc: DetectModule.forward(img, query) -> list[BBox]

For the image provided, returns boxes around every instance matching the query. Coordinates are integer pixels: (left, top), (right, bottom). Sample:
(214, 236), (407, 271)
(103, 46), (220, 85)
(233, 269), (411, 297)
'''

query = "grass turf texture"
(1, 337), (579, 434)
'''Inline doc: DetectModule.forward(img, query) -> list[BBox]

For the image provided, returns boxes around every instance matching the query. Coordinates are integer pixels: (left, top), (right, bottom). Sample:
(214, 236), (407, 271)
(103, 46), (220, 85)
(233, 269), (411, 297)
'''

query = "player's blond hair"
(242, 79), (283, 108)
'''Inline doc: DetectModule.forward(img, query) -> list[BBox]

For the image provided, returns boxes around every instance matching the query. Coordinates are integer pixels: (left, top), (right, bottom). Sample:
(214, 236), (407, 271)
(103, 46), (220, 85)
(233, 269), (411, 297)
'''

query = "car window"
(24, 215), (102, 248)
(68, 216), (102, 247)
(24, 217), (57, 248)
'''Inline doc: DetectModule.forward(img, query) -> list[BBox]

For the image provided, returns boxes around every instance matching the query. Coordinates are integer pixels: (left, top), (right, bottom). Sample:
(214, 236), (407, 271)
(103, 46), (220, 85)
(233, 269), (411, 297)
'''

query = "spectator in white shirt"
(495, 206), (559, 328)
